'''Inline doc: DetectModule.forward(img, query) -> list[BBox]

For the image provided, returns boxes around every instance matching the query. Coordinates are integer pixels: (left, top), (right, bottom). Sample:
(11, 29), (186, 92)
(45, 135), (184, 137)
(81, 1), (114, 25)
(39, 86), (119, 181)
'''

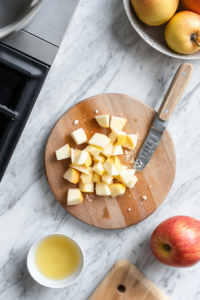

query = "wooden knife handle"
(158, 63), (194, 121)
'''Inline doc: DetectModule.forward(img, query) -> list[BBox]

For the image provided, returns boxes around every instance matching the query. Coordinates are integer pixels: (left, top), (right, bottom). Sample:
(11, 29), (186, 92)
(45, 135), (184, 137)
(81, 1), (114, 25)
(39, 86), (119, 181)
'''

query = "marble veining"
(1, 0), (200, 299)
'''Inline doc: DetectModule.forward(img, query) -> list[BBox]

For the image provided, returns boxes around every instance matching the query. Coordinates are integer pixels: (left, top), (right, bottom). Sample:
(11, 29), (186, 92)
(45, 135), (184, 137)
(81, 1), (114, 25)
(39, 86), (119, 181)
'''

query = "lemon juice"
(35, 235), (80, 280)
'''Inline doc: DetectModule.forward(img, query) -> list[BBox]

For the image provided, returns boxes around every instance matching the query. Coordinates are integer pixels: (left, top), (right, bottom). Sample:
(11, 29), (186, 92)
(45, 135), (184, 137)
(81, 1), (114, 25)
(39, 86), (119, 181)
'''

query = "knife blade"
(134, 115), (169, 172)
(133, 63), (194, 172)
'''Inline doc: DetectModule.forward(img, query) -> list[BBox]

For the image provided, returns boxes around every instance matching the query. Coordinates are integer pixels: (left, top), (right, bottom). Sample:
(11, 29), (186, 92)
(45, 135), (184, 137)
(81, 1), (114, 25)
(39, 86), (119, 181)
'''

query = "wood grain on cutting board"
(45, 94), (176, 229)
(89, 260), (170, 300)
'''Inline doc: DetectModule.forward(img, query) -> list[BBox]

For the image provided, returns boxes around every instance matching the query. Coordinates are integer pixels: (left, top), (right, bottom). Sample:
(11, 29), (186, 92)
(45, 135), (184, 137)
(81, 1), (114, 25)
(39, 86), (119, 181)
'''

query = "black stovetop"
(0, 44), (49, 181)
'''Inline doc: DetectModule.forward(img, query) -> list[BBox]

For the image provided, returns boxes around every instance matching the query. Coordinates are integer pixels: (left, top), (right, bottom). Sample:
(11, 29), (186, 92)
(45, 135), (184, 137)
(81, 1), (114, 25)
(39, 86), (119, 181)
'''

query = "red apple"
(181, 0), (200, 15)
(150, 216), (200, 268)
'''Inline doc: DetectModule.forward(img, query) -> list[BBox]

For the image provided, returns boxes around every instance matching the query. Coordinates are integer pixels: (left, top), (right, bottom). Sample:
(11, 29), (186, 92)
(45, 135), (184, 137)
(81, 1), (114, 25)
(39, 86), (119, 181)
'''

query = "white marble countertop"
(1, 0), (200, 299)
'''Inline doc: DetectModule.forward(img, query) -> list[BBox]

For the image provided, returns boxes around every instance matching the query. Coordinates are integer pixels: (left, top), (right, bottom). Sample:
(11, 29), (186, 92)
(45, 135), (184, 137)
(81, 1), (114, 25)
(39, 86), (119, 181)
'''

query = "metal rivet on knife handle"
(158, 63), (194, 122)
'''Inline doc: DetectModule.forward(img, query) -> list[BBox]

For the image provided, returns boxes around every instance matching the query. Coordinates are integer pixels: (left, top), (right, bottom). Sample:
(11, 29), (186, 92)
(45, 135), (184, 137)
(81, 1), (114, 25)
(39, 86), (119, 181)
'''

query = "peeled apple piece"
(69, 163), (90, 175)
(95, 115), (109, 128)
(112, 144), (123, 155)
(71, 128), (87, 145)
(123, 138), (134, 150)
(89, 133), (111, 149)
(79, 179), (94, 193)
(63, 168), (80, 184)
(93, 161), (105, 176)
(109, 183), (126, 198)
(102, 173), (113, 185)
(92, 154), (106, 164)
(71, 148), (75, 164)
(108, 129), (118, 143)
(92, 172), (101, 183)
(110, 116), (127, 131)
(67, 189), (83, 205)
(80, 168), (93, 183)
(96, 182), (111, 196)
(128, 134), (138, 149)
(74, 150), (89, 165)
(119, 169), (136, 185)
(126, 176), (138, 188)
(84, 155), (92, 167)
(114, 156), (122, 172)
(84, 145), (102, 156)
(103, 158), (119, 176)
(101, 143), (113, 158)
(115, 131), (126, 145)
(56, 144), (71, 160)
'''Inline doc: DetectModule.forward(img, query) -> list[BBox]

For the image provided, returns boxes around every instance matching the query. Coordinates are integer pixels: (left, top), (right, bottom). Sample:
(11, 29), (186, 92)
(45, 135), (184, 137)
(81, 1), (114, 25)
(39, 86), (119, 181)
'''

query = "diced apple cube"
(80, 168), (93, 183)
(84, 155), (92, 167)
(56, 144), (71, 160)
(63, 168), (80, 184)
(123, 138), (134, 149)
(109, 183), (126, 198)
(113, 175), (125, 184)
(74, 150), (89, 166)
(103, 158), (119, 176)
(92, 172), (101, 183)
(67, 189), (83, 205)
(79, 179), (94, 193)
(75, 149), (81, 157)
(119, 169), (136, 184)
(110, 116), (127, 131)
(128, 134), (138, 149)
(84, 145), (102, 156)
(114, 156), (122, 172)
(92, 154), (106, 164)
(102, 173), (113, 185)
(69, 163), (89, 174)
(101, 143), (113, 158)
(108, 129), (118, 143)
(126, 176), (138, 188)
(112, 143), (123, 155)
(95, 115), (109, 128)
(89, 133), (111, 149)
(71, 148), (75, 164)
(96, 182), (111, 196)
(116, 131), (127, 145)
(93, 161), (105, 176)
(71, 128), (87, 145)
(122, 164), (128, 171)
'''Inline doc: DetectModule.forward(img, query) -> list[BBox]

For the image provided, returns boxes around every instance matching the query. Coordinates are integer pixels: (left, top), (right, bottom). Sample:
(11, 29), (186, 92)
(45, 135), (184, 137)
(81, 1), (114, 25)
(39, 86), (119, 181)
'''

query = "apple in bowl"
(181, 0), (200, 15)
(150, 216), (200, 268)
(165, 11), (200, 54)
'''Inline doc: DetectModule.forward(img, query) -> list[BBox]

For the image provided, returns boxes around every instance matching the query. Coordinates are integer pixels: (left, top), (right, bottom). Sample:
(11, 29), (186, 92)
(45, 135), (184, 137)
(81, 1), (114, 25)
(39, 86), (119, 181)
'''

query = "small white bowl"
(27, 233), (84, 288)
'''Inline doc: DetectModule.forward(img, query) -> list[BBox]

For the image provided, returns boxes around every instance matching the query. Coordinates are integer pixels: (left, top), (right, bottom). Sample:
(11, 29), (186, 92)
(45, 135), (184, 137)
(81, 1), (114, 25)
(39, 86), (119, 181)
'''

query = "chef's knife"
(134, 63), (194, 172)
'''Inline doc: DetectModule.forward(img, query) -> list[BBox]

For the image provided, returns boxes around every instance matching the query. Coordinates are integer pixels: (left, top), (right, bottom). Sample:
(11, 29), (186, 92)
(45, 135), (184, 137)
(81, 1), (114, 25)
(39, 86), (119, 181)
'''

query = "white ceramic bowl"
(27, 233), (84, 288)
(123, 0), (200, 60)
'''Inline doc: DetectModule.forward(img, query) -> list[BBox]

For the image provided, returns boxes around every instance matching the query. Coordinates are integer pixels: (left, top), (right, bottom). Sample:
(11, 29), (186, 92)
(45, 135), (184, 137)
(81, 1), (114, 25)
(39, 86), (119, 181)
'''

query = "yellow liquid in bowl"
(35, 236), (80, 280)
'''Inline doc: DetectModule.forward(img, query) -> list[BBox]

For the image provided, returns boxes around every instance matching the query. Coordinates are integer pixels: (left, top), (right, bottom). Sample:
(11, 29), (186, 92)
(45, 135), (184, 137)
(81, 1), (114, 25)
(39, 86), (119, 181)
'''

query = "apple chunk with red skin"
(150, 216), (200, 268)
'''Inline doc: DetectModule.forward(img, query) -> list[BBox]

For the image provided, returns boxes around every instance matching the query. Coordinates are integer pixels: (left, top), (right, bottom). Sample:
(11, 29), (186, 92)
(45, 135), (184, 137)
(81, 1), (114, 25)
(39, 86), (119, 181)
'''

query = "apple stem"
(164, 244), (171, 251)
(191, 34), (200, 47)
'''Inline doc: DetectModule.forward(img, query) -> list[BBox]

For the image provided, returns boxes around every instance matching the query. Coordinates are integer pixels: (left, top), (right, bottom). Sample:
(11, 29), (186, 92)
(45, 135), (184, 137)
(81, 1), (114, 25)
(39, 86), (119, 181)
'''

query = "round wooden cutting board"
(45, 94), (176, 229)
